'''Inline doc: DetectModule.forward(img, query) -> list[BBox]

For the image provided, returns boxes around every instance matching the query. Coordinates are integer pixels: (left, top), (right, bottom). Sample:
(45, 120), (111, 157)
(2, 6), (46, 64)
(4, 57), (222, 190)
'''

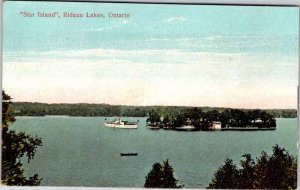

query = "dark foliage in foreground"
(145, 159), (183, 188)
(2, 91), (43, 185)
(207, 145), (297, 189)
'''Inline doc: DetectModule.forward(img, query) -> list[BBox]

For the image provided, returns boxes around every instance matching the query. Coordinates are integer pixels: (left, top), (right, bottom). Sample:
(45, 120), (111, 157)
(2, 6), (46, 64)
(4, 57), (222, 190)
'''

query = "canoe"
(120, 153), (138, 156)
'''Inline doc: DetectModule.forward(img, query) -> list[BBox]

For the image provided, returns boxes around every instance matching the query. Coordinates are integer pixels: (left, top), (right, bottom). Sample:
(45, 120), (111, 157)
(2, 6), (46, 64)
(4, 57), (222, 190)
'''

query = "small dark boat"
(120, 153), (138, 156)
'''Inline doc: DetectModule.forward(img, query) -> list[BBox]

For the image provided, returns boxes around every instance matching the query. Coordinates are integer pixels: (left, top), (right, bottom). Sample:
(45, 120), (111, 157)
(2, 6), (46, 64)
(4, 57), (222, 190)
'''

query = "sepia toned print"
(2, 1), (298, 189)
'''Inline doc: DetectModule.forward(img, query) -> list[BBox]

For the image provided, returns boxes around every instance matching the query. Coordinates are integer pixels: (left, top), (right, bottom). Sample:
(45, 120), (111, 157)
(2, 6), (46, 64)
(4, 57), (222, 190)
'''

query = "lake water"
(10, 117), (297, 188)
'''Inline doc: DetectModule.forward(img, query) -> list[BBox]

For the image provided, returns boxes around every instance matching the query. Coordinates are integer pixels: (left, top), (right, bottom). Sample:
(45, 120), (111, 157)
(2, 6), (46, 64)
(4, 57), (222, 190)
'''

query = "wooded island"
(146, 108), (277, 130)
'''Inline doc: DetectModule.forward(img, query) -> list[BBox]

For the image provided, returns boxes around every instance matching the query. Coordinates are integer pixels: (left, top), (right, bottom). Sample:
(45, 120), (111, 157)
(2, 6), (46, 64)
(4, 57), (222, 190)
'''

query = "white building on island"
(211, 121), (222, 130)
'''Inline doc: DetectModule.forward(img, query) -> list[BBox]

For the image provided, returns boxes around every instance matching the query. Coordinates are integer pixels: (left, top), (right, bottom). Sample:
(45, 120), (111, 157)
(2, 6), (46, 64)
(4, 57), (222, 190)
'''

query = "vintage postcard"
(1, 1), (298, 189)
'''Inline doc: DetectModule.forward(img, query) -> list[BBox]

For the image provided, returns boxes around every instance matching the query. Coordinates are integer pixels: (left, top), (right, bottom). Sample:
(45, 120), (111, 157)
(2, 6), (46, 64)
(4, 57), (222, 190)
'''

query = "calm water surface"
(11, 117), (297, 188)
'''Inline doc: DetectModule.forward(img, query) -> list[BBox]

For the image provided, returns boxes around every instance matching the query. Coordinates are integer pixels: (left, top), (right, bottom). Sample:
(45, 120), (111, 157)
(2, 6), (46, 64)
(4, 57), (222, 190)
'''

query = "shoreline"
(148, 126), (277, 131)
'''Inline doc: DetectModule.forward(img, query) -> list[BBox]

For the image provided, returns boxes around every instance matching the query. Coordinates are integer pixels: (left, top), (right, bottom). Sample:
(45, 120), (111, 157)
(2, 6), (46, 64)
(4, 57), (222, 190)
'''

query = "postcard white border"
(0, 0), (299, 190)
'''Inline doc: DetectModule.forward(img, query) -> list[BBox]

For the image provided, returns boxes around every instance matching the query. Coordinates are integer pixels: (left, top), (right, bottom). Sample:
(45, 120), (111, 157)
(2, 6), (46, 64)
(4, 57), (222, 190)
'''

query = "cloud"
(3, 56), (297, 108)
(204, 35), (223, 41)
(81, 20), (133, 32)
(106, 35), (298, 59)
(4, 47), (297, 68)
(164, 16), (186, 22)
(3, 48), (252, 66)
(3, 47), (298, 108)
(146, 16), (186, 29)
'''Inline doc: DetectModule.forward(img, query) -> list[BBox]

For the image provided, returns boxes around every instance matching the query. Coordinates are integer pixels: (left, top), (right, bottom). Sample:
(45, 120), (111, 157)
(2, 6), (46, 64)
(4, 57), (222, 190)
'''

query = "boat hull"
(120, 153), (138, 156)
(104, 123), (138, 129)
(146, 125), (161, 130)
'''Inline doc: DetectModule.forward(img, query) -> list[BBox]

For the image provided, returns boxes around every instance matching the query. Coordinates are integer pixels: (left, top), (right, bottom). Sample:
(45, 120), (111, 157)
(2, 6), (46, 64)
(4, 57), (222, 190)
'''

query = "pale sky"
(3, 2), (299, 109)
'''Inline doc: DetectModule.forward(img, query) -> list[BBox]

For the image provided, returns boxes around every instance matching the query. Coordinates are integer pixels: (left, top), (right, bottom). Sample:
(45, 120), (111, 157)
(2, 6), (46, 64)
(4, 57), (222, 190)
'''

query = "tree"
(173, 114), (185, 128)
(207, 159), (239, 189)
(144, 163), (163, 188)
(144, 159), (183, 188)
(183, 108), (202, 128)
(219, 109), (231, 128)
(208, 145), (297, 189)
(254, 145), (296, 189)
(163, 115), (170, 126)
(2, 91), (42, 185)
(148, 110), (161, 126)
(238, 154), (255, 188)
(199, 112), (213, 130)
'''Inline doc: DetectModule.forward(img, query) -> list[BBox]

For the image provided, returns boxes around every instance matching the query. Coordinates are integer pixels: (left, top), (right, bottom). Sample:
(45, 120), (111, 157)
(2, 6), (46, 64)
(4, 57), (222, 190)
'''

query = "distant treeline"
(12, 102), (297, 118)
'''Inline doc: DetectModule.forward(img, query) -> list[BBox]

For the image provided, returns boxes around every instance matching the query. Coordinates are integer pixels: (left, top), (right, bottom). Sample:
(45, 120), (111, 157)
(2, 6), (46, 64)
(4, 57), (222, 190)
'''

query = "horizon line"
(12, 101), (298, 110)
